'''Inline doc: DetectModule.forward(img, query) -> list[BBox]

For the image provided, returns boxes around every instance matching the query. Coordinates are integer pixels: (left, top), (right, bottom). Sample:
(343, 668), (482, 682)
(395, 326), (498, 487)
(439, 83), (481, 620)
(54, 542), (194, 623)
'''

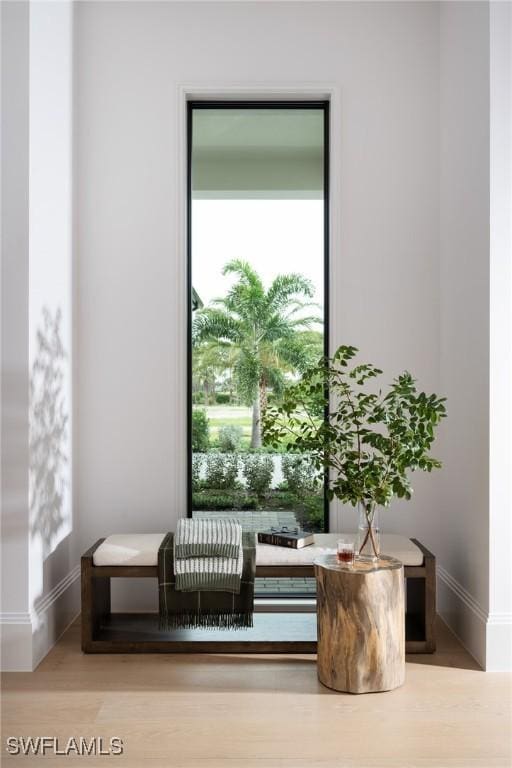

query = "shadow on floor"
(405, 617), (481, 671)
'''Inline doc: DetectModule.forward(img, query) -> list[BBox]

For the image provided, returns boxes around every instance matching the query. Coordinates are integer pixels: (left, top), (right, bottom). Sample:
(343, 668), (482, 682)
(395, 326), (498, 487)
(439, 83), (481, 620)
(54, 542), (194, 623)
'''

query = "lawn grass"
(208, 418), (251, 446)
(193, 404), (307, 450)
(208, 417), (252, 428)
(202, 408), (252, 444)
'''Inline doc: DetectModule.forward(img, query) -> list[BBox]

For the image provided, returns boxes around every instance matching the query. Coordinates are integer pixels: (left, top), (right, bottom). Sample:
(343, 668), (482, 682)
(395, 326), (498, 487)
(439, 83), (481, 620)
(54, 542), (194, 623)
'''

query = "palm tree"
(192, 341), (222, 405)
(193, 340), (241, 405)
(193, 260), (322, 448)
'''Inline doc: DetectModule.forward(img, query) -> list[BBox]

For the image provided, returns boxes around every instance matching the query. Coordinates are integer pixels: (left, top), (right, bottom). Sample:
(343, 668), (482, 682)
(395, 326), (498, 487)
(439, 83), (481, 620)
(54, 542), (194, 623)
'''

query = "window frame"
(186, 100), (330, 533)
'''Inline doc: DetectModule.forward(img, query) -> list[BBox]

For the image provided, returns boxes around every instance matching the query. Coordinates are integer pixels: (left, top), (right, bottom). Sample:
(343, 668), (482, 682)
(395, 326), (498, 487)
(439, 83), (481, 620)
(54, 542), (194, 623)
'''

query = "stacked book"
(257, 527), (314, 549)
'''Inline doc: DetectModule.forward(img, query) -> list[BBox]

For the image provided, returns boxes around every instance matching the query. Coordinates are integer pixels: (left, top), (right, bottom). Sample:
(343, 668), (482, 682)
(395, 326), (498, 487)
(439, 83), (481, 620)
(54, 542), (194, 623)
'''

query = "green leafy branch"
(263, 345), (447, 532)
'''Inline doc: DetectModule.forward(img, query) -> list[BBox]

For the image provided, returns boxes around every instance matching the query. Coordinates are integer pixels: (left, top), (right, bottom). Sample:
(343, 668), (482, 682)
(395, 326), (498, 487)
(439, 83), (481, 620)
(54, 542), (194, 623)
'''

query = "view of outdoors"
(190, 106), (326, 536)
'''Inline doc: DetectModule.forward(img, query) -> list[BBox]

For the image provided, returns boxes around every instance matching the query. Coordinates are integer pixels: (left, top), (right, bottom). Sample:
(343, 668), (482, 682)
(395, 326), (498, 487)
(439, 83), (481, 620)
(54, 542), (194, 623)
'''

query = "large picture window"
(188, 102), (329, 547)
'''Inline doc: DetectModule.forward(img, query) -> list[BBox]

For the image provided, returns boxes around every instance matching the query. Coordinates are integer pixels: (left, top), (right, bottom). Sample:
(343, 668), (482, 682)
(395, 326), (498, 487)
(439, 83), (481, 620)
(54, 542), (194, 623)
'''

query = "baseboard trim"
(487, 611), (512, 624)
(0, 611), (32, 625)
(437, 565), (488, 622)
(437, 565), (512, 670)
(0, 617), (34, 671)
(32, 564), (80, 618)
(31, 564), (81, 669)
(485, 610), (512, 672)
(1, 564), (81, 671)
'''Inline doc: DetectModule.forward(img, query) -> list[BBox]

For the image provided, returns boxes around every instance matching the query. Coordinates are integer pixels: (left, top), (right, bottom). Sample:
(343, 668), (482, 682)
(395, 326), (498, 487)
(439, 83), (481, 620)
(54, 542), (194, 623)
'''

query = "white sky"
(192, 199), (324, 316)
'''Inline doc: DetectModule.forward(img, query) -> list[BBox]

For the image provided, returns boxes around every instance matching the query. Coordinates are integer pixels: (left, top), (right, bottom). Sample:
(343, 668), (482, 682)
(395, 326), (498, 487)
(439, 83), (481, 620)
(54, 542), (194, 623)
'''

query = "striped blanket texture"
(174, 517), (243, 592)
(174, 546), (243, 593)
(174, 517), (241, 559)
(158, 531), (256, 630)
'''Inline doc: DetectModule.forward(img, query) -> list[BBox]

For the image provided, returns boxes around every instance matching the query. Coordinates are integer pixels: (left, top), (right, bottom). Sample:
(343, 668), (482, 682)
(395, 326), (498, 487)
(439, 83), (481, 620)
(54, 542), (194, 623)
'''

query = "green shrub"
(242, 454), (274, 498)
(191, 455), (202, 491)
(215, 393), (230, 404)
(192, 409), (210, 452)
(239, 495), (258, 510)
(192, 490), (257, 511)
(272, 490), (299, 509)
(257, 443), (289, 454)
(303, 494), (325, 531)
(192, 391), (205, 404)
(192, 493), (236, 511)
(281, 454), (319, 496)
(205, 452), (239, 489)
(218, 425), (243, 452)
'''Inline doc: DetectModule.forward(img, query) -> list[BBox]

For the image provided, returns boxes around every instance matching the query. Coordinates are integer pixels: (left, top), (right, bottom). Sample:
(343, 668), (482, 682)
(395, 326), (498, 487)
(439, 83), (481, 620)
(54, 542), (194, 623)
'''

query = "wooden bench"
(81, 534), (436, 655)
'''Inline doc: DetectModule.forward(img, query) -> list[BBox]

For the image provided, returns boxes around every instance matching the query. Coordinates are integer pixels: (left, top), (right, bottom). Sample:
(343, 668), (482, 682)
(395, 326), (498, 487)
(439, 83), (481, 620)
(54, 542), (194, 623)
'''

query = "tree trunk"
(250, 377), (267, 450)
(250, 395), (262, 450)
(228, 369), (233, 404)
(315, 556), (405, 693)
(259, 376), (267, 415)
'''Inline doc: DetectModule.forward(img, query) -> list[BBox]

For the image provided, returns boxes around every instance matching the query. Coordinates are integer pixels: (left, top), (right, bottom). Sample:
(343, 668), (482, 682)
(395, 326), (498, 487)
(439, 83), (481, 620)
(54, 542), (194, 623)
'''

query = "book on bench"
(257, 528), (314, 549)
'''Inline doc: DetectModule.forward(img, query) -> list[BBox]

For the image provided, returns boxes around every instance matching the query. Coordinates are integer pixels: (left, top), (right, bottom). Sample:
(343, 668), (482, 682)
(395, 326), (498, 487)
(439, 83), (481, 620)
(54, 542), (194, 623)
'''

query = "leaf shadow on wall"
(29, 306), (69, 561)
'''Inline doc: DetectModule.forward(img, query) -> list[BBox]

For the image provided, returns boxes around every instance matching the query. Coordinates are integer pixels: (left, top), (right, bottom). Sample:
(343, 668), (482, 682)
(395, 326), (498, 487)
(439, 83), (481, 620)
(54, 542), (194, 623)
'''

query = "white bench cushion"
(256, 533), (423, 566)
(93, 532), (423, 567)
(93, 534), (167, 566)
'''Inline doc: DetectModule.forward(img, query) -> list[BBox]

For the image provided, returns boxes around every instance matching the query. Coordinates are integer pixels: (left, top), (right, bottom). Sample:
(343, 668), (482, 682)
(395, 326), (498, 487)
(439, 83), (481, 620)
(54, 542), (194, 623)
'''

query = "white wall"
(437, 0), (490, 668)
(1, 0), (32, 671)
(28, 0), (79, 669)
(0, 1), (78, 671)
(76, 2), (441, 611)
(488, 0), (512, 671)
(438, 1), (512, 670)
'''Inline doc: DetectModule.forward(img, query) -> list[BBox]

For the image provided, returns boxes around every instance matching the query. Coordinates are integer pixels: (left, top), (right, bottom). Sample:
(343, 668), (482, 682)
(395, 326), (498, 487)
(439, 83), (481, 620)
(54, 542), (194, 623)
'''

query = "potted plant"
(263, 345), (446, 560)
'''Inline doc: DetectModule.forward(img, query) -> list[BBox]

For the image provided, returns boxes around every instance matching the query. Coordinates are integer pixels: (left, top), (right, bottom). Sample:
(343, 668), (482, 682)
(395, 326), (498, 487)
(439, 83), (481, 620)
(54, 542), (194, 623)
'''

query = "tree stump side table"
(314, 555), (405, 694)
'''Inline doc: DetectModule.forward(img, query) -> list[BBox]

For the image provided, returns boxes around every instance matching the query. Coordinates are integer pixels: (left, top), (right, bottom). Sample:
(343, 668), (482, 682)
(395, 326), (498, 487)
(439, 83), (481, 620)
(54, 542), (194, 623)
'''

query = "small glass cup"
(337, 539), (355, 567)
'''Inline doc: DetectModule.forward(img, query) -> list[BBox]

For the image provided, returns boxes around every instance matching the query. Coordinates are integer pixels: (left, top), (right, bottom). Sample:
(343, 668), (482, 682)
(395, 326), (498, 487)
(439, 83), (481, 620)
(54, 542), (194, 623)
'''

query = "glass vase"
(357, 505), (381, 561)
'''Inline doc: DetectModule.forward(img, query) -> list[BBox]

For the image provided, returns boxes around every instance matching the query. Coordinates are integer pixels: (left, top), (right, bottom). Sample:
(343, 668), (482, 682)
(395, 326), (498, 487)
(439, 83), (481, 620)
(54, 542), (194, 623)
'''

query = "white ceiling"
(192, 108), (324, 150)
(191, 108), (324, 196)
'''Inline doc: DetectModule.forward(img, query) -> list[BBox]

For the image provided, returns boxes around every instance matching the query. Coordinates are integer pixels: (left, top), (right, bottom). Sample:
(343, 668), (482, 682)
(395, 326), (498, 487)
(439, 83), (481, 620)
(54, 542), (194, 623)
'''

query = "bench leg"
(81, 557), (111, 652)
(423, 553), (436, 652)
(406, 566), (436, 653)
